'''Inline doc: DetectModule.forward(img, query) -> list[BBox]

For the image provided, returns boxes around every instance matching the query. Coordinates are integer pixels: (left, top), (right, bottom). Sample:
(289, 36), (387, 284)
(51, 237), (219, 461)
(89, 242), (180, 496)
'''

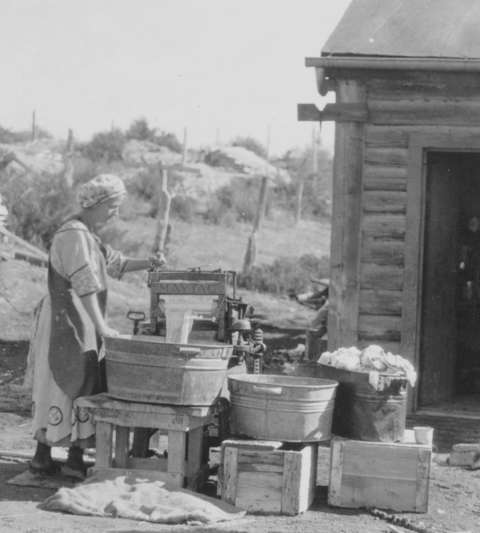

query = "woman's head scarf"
(78, 174), (126, 209)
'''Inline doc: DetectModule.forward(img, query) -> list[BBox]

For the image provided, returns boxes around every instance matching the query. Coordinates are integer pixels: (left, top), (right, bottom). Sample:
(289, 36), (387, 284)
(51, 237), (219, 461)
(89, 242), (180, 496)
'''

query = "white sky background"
(0, 0), (351, 156)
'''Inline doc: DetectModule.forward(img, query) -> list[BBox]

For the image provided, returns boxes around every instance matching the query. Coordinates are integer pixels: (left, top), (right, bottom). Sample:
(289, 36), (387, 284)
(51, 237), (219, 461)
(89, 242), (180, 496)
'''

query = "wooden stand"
(76, 394), (214, 490)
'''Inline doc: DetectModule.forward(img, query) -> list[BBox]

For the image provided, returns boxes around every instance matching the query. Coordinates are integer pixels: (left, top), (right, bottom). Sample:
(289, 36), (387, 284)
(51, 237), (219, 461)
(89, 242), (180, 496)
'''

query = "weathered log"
(364, 147), (408, 167)
(363, 190), (407, 214)
(358, 315), (402, 342)
(366, 124), (480, 149)
(363, 165), (407, 191)
(365, 70), (480, 100)
(369, 99), (480, 126)
(362, 239), (404, 266)
(363, 214), (406, 239)
(360, 263), (404, 290)
(359, 289), (402, 316)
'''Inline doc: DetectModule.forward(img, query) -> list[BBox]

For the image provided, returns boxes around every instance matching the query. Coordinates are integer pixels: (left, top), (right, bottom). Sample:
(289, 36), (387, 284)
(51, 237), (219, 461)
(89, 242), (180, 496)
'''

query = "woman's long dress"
(31, 219), (126, 448)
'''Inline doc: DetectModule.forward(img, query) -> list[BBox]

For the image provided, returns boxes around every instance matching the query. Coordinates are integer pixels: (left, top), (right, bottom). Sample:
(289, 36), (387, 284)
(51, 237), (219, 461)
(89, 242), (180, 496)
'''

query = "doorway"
(420, 152), (480, 409)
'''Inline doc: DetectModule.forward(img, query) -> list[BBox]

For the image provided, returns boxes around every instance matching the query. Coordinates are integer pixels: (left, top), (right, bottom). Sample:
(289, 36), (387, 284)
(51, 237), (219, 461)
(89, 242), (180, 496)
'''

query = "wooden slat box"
(219, 439), (318, 515)
(328, 437), (432, 513)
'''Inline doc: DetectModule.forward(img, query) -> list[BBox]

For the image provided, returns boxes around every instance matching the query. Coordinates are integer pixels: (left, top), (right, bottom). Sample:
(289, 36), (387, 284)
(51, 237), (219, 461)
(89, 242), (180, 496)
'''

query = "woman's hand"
(150, 251), (167, 269)
(99, 325), (120, 338)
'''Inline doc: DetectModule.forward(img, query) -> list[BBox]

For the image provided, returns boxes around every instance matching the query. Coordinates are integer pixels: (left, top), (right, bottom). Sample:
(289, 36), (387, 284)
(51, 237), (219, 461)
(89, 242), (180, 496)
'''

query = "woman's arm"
(80, 293), (118, 337)
(122, 258), (151, 273)
(121, 253), (166, 274)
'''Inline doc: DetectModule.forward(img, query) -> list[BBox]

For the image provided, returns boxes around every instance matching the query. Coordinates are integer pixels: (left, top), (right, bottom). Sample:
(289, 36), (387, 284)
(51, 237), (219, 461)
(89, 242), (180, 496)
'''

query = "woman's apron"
(48, 264), (107, 399)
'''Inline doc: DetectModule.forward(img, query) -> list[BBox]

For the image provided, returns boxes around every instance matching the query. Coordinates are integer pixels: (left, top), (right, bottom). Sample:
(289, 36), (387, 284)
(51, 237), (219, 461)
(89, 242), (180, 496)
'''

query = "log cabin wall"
(327, 69), (480, 360)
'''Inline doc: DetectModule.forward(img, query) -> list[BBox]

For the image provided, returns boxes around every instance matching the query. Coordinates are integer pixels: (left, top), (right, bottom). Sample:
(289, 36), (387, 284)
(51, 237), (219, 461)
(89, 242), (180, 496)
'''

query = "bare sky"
(0, 0), (351, 155)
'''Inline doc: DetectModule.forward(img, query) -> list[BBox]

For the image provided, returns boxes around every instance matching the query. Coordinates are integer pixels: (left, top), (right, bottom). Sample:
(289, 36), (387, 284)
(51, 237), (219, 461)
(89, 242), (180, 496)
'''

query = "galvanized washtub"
(105, 335), (232, 406)
(228, 374), (338, 442)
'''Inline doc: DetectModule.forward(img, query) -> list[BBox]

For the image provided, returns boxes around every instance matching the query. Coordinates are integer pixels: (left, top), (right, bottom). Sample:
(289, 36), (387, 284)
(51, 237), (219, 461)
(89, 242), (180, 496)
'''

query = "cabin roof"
(323, 0), (480, 59)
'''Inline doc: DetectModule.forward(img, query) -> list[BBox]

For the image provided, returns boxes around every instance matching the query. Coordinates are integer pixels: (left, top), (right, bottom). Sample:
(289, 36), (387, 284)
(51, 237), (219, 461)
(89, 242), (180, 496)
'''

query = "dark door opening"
(420, 152), (480, 410)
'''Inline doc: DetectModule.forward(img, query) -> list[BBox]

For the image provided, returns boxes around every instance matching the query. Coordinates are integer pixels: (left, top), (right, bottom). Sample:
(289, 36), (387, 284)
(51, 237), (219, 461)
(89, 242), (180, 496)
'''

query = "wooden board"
(149, 281), (226, 295)
(220, 440), (318, 515)
(327, 79), (365, 349)
(328, 438), (431, 513)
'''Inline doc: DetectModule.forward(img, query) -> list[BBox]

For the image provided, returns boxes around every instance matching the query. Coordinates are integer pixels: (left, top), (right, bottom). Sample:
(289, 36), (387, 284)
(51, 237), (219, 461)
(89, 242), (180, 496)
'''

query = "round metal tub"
(228, 374), (338, 442)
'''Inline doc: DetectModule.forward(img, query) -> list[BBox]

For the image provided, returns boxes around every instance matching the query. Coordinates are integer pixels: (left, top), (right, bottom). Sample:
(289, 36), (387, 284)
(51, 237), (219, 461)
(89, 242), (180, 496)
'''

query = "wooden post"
(312, 125), (319, 194)
(152, 166), (172, 256)
(327, 79), (366, 349)
(181, 127), (187, 165)
(254, 175), (269, 232)
(63, 129), (74, 187)
(242, 175), (269, 273)
(295, 174), (305, 225)
(66, 129), (74, 152)
(31, 110), (36, 141)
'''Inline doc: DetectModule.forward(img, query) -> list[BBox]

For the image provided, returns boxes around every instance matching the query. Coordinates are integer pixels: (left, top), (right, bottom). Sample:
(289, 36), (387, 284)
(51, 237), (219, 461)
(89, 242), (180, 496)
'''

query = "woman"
(30, 174), (164, 478)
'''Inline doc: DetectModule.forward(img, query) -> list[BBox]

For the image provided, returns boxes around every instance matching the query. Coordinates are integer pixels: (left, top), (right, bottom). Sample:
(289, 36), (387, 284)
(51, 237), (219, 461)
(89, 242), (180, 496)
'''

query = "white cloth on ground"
(40, 473), (246, 524)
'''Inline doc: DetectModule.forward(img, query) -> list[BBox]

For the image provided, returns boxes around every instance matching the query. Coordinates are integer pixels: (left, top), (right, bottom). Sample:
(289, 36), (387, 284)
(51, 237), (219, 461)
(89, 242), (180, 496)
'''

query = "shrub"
(203, 178), (259, 224)
(237, 254), (329, 295)
(0, 124), (52, 144)
(170, 195), (196, 222)
(153, 132), (182, 153)
(126, 117), (155, 141)
(0, 172), (76, 249)
(129, 167), (158, 202)
(81, 129), (126, 163)
(231, 136), (268, 159)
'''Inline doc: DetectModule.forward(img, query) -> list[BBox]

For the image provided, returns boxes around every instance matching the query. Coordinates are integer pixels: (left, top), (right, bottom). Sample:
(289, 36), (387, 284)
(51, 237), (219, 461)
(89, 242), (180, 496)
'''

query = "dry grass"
(104, 213), (331, 272)
(1, 214), (329, 340)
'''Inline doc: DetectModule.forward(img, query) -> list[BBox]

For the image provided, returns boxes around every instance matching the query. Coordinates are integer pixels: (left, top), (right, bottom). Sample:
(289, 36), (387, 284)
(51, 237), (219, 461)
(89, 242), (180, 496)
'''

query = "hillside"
(0, 215), (327, 341)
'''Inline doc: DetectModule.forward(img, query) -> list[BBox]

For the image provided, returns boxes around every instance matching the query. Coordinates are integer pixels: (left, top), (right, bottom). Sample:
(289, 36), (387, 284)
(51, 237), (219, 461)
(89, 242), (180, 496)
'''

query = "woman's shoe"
(60, 463), (86, 481)
(28, 460), (61, 476)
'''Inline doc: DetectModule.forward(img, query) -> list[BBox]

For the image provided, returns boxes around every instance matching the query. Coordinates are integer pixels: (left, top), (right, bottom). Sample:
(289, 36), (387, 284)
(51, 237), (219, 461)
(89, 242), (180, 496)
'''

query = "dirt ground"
(0, 344), (479, 533)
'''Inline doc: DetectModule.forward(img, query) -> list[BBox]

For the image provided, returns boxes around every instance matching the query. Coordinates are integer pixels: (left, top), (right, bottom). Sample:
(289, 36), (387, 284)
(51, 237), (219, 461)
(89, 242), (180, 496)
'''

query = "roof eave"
(306, 55), (480, 72)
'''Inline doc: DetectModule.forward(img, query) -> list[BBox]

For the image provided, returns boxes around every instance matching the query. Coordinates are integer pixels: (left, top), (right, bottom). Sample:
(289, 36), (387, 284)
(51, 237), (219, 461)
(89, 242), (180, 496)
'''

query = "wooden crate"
(219, 439), (318, 515)
(328, 437), (432, 513)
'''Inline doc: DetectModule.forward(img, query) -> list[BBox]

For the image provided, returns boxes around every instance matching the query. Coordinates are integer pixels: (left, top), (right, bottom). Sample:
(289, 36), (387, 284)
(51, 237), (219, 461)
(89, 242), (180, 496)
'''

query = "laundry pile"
(318, 344), (417, 387)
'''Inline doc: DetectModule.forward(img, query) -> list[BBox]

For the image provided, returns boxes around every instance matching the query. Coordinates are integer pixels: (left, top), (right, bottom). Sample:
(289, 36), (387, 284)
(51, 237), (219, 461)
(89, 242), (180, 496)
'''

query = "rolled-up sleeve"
(70, 264), (102, 296)
(56, 230), (102, 296)
(104, 245), (127, 279)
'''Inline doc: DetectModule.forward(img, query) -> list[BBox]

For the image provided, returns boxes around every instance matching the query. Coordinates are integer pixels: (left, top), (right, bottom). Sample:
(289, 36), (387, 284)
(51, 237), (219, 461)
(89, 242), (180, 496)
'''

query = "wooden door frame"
(401, 132), (480, 411)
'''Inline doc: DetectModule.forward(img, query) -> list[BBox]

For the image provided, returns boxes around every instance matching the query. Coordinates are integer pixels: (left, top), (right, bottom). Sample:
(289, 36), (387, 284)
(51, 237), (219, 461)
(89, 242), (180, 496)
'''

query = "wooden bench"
(76, 393), (215, 490)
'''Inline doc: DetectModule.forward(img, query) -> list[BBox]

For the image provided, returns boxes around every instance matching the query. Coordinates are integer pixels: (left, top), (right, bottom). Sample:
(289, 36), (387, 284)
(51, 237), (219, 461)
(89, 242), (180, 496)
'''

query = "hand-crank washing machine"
(128, 268), (266, 372)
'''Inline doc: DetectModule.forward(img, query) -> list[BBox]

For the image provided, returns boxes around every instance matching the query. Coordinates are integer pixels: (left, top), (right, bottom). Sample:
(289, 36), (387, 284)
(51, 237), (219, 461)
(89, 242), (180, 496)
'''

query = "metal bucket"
(228, 374), (338, 442)
(313, 364), (408, 442)
(105, 335), (232, 406)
